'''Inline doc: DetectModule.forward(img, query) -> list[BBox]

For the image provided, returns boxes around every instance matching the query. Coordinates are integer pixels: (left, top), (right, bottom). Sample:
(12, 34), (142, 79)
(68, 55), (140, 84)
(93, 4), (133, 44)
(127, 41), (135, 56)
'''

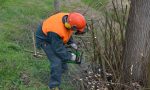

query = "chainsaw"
(65, 45), (83, 64)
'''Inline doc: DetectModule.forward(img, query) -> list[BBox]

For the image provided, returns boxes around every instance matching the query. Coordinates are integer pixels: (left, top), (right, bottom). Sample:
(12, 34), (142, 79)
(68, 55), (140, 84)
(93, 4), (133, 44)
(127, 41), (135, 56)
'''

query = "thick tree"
(54, 0), (60, 12)
(122, 0), (150, 89)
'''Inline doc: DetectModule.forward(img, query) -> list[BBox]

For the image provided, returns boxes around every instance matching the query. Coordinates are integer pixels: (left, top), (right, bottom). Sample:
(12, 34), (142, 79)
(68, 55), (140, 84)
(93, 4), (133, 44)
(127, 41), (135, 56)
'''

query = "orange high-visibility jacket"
(42, 13), (73, 44)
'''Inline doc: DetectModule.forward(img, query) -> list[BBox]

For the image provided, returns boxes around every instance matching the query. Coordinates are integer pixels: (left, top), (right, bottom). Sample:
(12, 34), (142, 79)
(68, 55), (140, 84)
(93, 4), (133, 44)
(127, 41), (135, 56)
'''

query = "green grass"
(0, 0), (75, 90)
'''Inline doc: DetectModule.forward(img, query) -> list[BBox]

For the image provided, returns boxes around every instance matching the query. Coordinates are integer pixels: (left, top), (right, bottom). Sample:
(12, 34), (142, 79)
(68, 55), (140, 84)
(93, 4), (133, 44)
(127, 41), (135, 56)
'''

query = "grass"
(81, 0), (108, 11)
(0, 0), (75, 90)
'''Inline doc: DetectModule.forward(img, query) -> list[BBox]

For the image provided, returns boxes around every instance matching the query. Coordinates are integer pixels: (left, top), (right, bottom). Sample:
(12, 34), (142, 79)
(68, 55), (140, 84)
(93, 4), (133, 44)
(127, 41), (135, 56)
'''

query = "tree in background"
(54, 0), (61, 12)
(122, 0), (150, 89)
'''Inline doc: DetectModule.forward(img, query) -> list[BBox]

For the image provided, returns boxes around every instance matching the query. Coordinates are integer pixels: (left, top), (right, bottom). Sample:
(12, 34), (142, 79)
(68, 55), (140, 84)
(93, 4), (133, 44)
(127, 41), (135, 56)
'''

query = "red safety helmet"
(68, 12), (86, 32)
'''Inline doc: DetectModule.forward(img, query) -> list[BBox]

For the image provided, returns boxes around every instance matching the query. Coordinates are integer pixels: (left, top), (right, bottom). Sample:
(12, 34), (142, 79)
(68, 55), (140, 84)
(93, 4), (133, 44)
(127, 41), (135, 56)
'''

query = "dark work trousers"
(41, 43), (68, 88)
(36, 24), (68, 88)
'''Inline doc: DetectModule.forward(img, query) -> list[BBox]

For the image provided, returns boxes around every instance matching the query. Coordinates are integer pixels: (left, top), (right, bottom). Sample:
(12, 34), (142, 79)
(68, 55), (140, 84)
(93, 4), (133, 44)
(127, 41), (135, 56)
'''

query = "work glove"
(70, 53), (82, 64)
(71, 53), (76, 61)
(70, 43), (78, 50)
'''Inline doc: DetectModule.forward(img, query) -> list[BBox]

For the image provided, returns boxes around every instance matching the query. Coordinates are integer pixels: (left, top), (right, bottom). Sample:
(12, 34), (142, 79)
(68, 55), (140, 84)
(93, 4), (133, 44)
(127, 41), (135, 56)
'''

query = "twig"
(73, 35), (92, 38)
(24, 49), (45, 56)
(96, 80), (132, 89)
(32, 31), (37, 56)
(144, 88), (150, 90)
(102, 54), (117, 80)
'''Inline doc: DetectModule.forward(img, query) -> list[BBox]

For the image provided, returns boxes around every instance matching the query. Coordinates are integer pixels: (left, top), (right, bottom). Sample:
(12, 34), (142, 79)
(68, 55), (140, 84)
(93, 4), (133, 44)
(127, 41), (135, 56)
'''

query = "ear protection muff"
(62, 15), (80, 31)
(63, 15), (72, 29)
(64, 22), (71, 29)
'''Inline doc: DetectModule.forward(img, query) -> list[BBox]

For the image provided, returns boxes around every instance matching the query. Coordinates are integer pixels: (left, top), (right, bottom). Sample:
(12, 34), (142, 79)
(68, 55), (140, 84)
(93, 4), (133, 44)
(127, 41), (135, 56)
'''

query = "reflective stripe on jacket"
(42, 13), (73, 44)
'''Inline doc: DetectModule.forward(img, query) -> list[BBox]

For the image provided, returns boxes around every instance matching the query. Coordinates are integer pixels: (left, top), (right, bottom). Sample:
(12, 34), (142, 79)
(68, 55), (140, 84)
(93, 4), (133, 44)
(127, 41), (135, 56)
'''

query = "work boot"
(50, 87), (60, 90)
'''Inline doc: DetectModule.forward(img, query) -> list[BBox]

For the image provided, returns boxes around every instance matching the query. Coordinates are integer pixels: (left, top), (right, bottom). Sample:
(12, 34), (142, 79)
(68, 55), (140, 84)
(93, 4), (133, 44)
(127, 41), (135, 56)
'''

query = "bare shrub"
(73, 0), (130, 89)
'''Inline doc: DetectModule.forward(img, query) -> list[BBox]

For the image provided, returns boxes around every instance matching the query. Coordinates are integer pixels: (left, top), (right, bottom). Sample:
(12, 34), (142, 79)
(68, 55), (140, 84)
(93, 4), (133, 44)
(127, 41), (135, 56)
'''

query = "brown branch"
(24, 49), (45, 56)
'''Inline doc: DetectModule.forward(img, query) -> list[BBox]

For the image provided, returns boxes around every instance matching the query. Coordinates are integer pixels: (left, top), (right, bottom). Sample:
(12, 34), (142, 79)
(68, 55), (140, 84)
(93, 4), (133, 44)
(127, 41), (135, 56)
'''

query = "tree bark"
(122, 0), (150, 88)
(54, 0), (61, 12)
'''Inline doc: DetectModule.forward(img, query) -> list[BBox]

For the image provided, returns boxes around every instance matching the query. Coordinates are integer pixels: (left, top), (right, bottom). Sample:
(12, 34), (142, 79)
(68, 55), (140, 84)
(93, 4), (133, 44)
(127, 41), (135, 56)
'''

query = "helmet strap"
(75, 30), (86, 35)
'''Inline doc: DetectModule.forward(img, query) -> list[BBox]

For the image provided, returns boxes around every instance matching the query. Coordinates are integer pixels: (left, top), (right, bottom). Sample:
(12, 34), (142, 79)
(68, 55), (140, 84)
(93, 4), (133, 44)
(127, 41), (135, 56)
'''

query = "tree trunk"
(54, 0), (61, 12)
(122, 0), (150, 89)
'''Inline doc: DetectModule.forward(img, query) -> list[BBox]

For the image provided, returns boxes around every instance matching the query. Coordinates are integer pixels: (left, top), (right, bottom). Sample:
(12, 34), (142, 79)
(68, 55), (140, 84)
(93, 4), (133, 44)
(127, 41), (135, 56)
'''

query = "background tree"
(122, 0), (150, 89)
(54, 0), (61, 12)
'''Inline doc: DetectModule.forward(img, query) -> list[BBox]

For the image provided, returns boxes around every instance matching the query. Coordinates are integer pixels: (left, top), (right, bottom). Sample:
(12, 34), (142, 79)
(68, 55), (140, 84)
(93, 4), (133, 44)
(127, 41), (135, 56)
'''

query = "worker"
(35, 12), (86, 90)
